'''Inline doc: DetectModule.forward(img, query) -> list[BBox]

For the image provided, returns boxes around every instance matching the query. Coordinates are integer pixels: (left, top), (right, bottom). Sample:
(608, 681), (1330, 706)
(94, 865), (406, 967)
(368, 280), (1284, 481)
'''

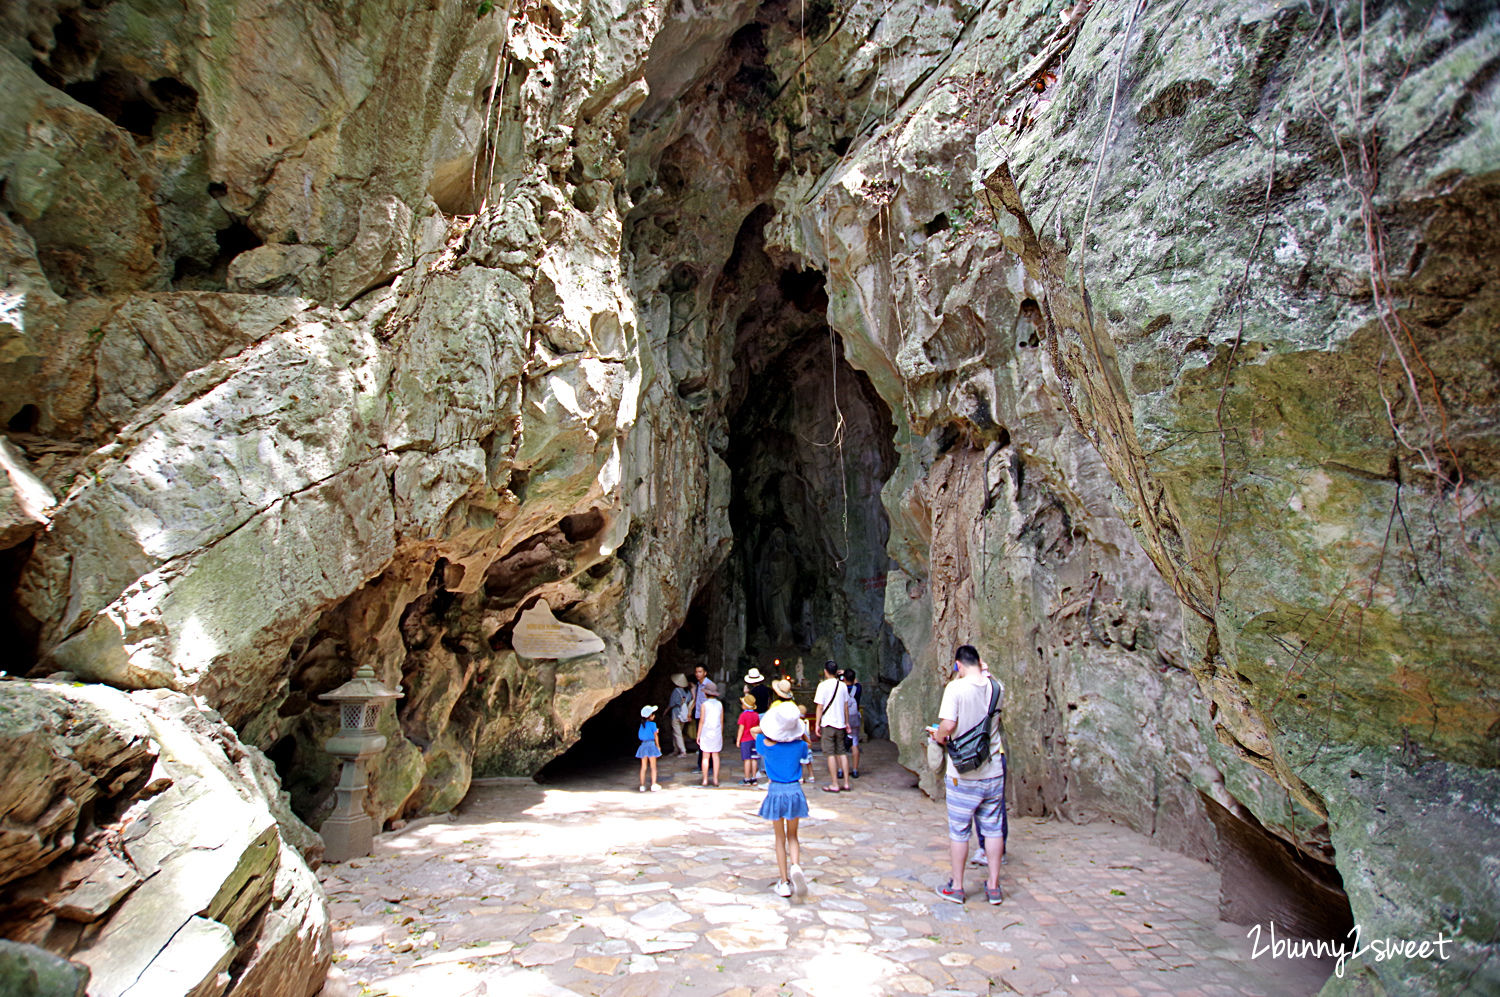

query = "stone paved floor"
(318, 742), (1334, 996)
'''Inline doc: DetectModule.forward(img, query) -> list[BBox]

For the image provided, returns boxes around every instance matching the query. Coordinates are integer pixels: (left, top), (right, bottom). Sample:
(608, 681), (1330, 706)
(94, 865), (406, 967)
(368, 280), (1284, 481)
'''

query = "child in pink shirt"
(737, 694), (761, 786)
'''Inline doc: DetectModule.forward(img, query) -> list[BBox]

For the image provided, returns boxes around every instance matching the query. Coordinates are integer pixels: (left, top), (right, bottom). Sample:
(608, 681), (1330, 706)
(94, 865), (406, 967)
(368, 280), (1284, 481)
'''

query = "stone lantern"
(319, 665), (403, 862)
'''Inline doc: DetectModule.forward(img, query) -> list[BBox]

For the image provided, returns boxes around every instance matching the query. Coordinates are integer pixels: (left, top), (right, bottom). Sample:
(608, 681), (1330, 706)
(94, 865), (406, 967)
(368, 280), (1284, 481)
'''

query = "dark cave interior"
(544, 208), (908, 771)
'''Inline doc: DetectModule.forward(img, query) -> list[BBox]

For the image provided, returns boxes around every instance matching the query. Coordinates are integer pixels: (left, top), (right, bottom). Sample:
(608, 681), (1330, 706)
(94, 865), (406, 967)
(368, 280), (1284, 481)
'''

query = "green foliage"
(477, 0), (494, 16)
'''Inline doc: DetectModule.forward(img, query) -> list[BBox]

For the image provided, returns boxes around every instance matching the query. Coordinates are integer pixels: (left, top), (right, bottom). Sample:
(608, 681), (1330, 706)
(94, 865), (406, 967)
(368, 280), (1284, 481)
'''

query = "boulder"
(0, 438), (54, 550)
(0, 681), (329, 997)
(0, 940), (88, 997)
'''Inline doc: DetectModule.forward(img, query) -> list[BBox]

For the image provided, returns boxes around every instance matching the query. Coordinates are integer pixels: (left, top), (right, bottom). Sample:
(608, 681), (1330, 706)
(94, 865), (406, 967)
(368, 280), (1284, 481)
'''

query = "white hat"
(640, 705), (657, 718)
(670, 673), (689, 688)
(744, 668), (765, 684)
(701, 680), (718, 697)
(761, 701), (805, 742)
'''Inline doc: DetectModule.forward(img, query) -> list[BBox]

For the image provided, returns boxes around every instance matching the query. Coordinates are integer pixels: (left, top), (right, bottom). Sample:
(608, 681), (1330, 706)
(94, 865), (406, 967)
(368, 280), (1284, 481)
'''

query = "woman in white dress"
(697, 680), (724, 787)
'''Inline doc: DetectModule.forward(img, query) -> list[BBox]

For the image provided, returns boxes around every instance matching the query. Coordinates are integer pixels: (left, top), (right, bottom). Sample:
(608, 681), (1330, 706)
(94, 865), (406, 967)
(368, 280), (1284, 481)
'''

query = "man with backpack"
(928, 644), (1005, 905)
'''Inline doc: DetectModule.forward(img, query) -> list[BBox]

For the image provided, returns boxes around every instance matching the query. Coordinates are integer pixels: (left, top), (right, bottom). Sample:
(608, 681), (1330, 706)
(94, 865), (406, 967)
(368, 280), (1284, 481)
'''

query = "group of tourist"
(632, 645), (1006, 905)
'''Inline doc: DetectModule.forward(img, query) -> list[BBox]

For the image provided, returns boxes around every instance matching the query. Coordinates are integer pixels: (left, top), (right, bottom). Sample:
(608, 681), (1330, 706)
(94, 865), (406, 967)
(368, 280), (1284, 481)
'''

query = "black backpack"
(946, 678), (1001, 774)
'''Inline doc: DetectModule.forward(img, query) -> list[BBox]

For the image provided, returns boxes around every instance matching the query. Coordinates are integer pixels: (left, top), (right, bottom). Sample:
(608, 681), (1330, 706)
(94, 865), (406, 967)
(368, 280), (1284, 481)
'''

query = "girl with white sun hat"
(635, 705), (662, 792)
(754, 701), (813, 898)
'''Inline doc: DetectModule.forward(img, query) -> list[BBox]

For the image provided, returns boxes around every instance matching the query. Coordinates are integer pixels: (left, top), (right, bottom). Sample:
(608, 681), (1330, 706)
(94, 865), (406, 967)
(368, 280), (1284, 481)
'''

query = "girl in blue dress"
(636, 705), (662, 792)
(754, 701), (813, 897)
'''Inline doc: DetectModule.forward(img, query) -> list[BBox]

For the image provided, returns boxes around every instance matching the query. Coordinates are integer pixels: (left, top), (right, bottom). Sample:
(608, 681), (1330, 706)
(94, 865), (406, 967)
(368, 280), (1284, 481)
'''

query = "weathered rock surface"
(0, 679), (328, 997)
(0, 438), (54, 551)
(0, 1), (1495, 994)
(759, 0), (1499, 991)
(0, 940), (88, 997)
(1, 0), (732, 834)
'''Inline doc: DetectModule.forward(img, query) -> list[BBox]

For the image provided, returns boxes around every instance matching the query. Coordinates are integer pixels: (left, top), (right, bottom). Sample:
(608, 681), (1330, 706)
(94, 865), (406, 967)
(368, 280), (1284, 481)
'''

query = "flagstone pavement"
(318, 742), (1334, 996)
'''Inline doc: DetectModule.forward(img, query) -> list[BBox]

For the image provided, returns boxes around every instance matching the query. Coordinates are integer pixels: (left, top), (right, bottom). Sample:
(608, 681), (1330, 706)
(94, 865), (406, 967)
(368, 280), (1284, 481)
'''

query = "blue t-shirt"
(755, 733), (810, 783)
(638, 720), (658, 742)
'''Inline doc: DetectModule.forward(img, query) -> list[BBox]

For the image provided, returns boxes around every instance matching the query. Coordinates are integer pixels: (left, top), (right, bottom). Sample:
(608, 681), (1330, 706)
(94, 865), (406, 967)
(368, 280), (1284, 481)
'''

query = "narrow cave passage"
(543, 216), (908, 773)
(719, 287), (908, 735)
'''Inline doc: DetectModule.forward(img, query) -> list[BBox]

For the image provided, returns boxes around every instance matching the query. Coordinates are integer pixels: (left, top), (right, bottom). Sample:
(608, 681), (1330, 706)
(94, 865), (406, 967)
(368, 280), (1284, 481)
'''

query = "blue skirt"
(636, 742), (661, 758)
(758, 780), (809, 821)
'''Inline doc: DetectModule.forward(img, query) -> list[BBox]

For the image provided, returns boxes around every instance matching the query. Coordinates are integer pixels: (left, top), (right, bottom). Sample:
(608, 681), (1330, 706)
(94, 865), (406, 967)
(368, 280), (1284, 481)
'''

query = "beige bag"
(925, 736), (945, 772)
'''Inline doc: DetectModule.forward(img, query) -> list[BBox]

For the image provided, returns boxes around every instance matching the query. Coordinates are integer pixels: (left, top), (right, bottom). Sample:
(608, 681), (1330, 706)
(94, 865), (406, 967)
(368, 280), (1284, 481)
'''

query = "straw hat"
(701, 680), (718, 697)
(744, 667), (765, 684)
(770, 678), (794, 700)
(640, 704), (658, 718)
(670, 673), (689, 688)
(740, 693), (756, 710)
(761, 701), (805, 742)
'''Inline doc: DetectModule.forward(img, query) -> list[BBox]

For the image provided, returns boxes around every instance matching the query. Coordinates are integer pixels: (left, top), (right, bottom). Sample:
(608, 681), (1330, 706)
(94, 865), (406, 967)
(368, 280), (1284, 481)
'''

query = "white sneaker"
(970, 850), (987, 866)
(638, 786), (647, 792)
(650, 783), (661, 792)
(773, 880), (792, 898)
(789, 864), (808, 897)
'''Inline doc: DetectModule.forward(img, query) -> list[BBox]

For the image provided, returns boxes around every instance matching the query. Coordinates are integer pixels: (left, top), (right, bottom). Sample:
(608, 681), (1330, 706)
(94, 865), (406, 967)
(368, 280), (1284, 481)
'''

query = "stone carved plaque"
(512, 599), (605, 660)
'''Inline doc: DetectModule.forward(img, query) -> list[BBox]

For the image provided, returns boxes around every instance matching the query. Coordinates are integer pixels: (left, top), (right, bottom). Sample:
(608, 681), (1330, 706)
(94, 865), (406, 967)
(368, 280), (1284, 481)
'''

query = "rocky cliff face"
(0, 680), (328, 997)
(761, 0), (1499, 991)
(1, 0), (733, 822)
(0, 0), (1495, 994)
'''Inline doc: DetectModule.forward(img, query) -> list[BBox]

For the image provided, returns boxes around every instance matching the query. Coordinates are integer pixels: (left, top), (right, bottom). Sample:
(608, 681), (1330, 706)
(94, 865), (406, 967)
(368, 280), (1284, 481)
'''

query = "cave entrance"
(719, 276), (908, 736)
(712, 211), (908, 733)
(536, 583), (714, 780)
(544, 208), (908, 776)
(705, 206), (907, 735)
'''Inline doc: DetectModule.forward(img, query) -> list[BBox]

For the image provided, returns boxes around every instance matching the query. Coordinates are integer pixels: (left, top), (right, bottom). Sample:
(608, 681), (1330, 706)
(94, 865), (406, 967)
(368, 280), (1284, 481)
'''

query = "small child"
(755, 701), (813, 898)
(769, 679), (813, 784)
(636, 705), (661, 792)
(737, 693), (760, 785)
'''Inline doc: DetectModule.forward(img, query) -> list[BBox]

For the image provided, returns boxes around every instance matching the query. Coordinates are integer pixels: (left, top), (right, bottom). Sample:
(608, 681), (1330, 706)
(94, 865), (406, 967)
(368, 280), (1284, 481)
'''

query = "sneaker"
(970, 850), (988, 867)
(935, 880), (965, 904)
(650, 783), (661, 792)
(985, 884), (1003, 905)
(638, 786), (646, 793)
(789, 864), (808, 897)
(774, 880), (792, 898)
(851, 769), (860, 778)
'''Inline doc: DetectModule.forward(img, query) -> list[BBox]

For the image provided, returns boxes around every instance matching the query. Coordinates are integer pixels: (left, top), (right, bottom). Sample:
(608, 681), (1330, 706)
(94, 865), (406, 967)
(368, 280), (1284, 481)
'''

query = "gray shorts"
(946, 774), (1004, 841)
(820, 727), (849, 756)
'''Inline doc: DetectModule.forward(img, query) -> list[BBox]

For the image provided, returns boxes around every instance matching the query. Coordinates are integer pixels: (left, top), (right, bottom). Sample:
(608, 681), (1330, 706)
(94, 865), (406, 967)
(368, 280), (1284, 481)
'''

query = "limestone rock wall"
(0, 0), (730, 832)
(748, 0), (1497, 992)
(0, 0), (1496, 994)
(0, 679), (328, 997)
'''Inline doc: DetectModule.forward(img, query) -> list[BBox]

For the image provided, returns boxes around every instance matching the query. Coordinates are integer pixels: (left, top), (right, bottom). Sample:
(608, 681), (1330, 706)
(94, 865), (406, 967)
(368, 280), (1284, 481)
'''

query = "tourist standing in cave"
(812, 660), (853, 792)
(929, 644), (1005, 905)
(691, 663), (709, 765)
(744, 667), (772, 713)
(667, 673), (691, 756)
(754, 700), (812, 898)
(697, 680), (724, 786)
(970, 655), (1009, 867)
(636, 705), (662, 792)
(737, 693), (761, 785)
(772, 678), (815, 783)
(842, 668), (863, 778)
